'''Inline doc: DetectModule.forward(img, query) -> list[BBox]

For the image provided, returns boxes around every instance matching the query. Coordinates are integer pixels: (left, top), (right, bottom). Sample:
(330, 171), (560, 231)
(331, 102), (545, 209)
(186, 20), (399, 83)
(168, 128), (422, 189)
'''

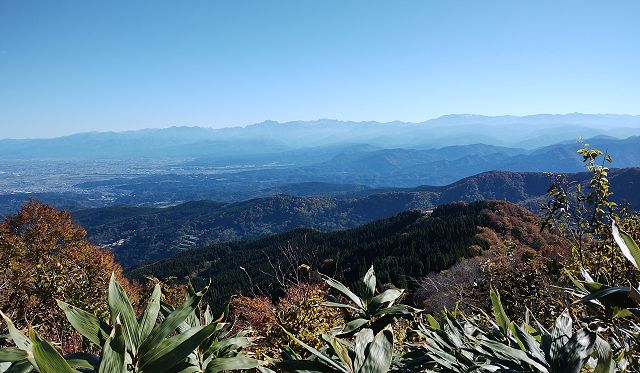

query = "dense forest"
(127, 199), (565, 313)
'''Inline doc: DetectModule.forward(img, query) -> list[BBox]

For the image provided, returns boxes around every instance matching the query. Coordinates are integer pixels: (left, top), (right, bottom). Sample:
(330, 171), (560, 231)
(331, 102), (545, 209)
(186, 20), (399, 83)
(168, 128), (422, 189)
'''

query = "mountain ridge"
(73, 167), (640, 267)
(4, 114), (640, 159)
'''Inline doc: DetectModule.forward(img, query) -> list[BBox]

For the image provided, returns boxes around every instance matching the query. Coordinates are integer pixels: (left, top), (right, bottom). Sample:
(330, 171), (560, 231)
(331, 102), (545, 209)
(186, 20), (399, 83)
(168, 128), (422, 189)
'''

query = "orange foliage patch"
(0, 199), (139, 353)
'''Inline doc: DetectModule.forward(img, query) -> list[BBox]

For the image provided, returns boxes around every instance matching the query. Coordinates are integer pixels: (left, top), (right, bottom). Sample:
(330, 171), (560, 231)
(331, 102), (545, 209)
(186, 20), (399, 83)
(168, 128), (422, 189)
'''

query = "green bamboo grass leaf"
(368, 289), (403, 311)
(321, 275), (364, 309)
(512, 324), (547, 366)
(426, 314), (440, 329)
(213, 336), (254, 356)
(321, 301), (360, 311)
(577, 286), (636, 308)
(477, 339), (550, 373)
(0, 348), (28, 362)
(139, 284), (208, 356)
(337, 318), (369, 336)
(361, 327), (393, 373)
(98, 321), (126, 373)
(280, 327), (349, 373)
(64, 353), (100, 371)
(138, 283), (162, 342)
(592, 335), (615, 373)
(354, 328), (374, 372)
(362, 266), (377, 300)
(159, 361), (200, 373)
(28, 328), (76, 373)
(0, 311), (38, 370)
(56, 300), (111, 347)
(276, 359), (340, 372)
(564, 270), (587, 292)
(204, 305), (215, 325)
(205, 356), (260, 373)
(3, 359), (33, 373)
(0, 312), (31, 352)
(139, 323), (217, 373)
(372, 305), (412, 316)
(108, 273), (139, 353)
(549, 309), (572, 362)
(612, 221), (640, 269)
(490, 289), (511, 334)
(204, 356), (260, 373)
(328, 336), (352, 371)
(552, 329), (596, 373)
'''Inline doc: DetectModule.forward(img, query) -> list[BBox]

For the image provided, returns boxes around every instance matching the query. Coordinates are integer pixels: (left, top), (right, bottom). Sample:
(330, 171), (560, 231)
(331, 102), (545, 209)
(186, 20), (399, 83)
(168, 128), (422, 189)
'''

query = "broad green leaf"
(372, 305), (412, 316)
(592, 335), (615, 373)
(98, 322), (126, 373)
(552, 329), (596, 373)
(213, 303), (229, 324)
(354, 328), (374, 372)
(139, 285), (208, 356)
(204, 305), (215, 325)
(3, 360), (33, 373)
(612, 221), (640, 268)
(28, 328), (76, 373)
(368, 289), (403, 311)
(204, 356), (260, 373)
(321, 301), (360, 311)
(214, 336), (253, 353)
(0, 312), (31, 352)
(276, 359), (339, 372)
(139, 323), (217, 373)
(160, 361), (200, 373)
(362, 266), (377, 299)
(578, 286), (635, 308)
(477, 339), (550, 373)
(490, 289), (511, 334)
(337, 318), (368, 336)
(361, 327), (393, 373)
(280, 327), (349, 373)
(0, 312), (37, 369)
(56, 300), (111, 347)
(64, 353), (100, 370)
(321, 275), (364, 309)
(512, 324), (547, 366)
(256, 366), (277, 373)
(328, 336), (352, 370)
(426, 314), (440, 329)
(0, 347), (28, 362)
(108, 273), (140, 353)
(549, 309), (572, 362)
(138, 284), (161, 342)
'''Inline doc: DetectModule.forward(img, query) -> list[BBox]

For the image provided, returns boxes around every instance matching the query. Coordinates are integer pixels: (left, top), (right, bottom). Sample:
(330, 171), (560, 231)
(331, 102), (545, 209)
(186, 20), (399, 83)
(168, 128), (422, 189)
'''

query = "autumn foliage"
(230, 282), (342, 358)
(414, 201), (569, 322)
(0, 199), (138, 352)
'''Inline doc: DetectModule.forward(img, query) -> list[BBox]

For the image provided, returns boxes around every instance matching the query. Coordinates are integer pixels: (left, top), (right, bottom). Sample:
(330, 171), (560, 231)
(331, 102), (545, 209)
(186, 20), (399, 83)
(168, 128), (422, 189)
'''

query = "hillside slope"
(127, 200), (565, 311)
(74, 168), (640, 267)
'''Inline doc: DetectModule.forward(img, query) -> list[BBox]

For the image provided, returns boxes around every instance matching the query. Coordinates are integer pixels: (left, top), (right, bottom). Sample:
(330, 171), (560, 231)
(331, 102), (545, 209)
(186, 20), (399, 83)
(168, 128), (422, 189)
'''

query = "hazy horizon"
(2, 1), (640, 138)
(3, 112), (640, 140)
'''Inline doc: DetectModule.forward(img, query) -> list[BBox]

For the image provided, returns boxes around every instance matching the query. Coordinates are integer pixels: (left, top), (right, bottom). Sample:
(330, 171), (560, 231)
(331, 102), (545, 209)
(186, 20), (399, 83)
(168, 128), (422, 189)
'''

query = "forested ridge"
(127, 199), (565, 312)
(70, 167), (640, 268)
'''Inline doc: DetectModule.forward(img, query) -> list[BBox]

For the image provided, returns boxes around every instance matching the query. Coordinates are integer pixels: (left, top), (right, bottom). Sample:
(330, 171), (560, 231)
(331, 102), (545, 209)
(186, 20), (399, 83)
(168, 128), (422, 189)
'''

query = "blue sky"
(1, 0), (639, 138)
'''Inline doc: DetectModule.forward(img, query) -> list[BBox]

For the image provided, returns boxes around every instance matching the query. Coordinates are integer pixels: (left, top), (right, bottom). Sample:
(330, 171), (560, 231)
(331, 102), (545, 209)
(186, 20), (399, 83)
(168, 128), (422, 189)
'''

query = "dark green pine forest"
(127, 200), (556, 312)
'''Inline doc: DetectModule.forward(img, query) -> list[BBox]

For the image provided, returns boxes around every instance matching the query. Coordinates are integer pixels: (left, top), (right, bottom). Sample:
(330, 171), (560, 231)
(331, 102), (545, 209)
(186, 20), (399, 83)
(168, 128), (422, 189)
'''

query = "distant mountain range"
(3, 114), (640, 160)
(3, 132), (640, 217)
(65, 134), (640, 192)
(73, 167), (640, 267)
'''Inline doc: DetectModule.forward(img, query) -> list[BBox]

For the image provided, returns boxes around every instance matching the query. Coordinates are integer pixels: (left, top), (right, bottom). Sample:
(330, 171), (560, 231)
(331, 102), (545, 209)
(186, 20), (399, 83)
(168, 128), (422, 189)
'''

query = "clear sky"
(1, 0), (639, 138)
